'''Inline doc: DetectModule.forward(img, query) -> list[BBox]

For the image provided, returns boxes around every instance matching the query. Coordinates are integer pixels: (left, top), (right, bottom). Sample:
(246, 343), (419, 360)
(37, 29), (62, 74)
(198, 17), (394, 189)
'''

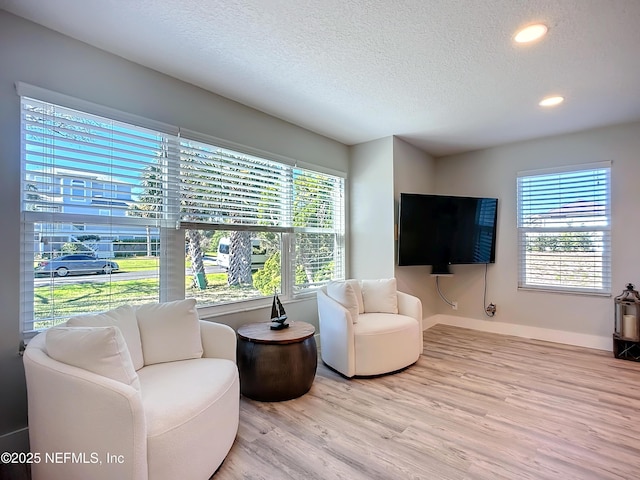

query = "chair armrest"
(397, 291), (422, 327)
(317, 289), (356, 377)
(200, 320), (237, 362)
(23, 343), (147, 480)
(397, 290), (423, 354)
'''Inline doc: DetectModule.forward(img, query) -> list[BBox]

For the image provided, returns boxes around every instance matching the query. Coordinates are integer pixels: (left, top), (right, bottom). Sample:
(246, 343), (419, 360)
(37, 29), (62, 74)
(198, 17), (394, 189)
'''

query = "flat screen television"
(397, 193), (498, 275)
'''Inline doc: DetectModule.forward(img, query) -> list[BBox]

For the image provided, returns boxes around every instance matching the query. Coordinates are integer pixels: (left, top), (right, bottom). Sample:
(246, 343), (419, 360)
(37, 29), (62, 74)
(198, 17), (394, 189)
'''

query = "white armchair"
(23, 299), (239, 480)
(317, 278), (423, 378)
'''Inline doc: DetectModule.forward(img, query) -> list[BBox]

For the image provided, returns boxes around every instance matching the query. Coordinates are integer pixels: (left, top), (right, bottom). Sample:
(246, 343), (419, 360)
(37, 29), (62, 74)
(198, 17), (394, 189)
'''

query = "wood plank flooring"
(214, 324), (640, 480)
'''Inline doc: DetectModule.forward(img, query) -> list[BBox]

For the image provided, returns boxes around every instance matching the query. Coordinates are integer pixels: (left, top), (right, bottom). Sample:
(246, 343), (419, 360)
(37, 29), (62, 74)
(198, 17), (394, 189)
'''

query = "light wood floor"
(214, 324), (640, 480)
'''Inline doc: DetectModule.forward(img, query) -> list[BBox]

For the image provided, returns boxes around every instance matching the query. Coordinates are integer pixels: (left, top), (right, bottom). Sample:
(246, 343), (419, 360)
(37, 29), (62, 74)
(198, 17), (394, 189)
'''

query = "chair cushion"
(353, 312), (421, 376)
(354, 312), (417, 335)
(138, 358), (239, 479)
(46, 326), (140, 389)
(67, 304), (144, 370)
(326, 281), (360, 323)
(346, 279), (365, 314)
(136, 299), (204, 366)
(361, 278), (398, 314)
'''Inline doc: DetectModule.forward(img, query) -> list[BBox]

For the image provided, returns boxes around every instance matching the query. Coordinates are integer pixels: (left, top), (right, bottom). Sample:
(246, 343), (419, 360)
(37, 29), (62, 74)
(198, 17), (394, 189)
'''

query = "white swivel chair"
(23, 299), (239, 480)
(317, 278), (423, 378)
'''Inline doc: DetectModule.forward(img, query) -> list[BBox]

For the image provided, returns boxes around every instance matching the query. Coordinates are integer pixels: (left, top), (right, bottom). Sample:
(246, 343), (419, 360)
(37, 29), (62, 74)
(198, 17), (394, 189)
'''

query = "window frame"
(69, 179), (86, 202)
(517, 162), (611, 295)
(18, 83), (346, 335)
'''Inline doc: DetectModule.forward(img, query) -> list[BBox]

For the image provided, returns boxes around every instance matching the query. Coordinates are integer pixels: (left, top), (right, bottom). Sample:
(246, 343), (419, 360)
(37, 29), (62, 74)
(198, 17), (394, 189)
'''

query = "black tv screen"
(397, 193), (498, 274)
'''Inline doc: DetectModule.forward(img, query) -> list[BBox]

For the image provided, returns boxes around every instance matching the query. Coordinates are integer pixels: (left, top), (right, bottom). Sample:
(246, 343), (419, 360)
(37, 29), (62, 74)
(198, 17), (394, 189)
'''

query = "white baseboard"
(424, 314), (612, 352)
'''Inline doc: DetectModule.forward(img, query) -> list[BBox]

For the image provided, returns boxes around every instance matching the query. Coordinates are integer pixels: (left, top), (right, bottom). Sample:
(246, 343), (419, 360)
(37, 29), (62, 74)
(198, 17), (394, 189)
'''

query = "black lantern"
(614, 283), (640, 341)
(613, 284), (640, 361)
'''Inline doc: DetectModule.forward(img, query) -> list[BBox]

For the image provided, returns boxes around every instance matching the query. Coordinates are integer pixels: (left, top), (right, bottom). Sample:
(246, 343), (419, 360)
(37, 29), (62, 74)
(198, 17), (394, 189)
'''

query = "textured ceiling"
(2, 0), (640, 156)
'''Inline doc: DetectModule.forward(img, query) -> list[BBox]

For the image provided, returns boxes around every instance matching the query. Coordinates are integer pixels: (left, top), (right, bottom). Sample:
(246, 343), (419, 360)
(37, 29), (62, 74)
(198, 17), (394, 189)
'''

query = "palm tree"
(292, 171), (338, 285)
(130, 160), (210, 289)
(178, 145), (274, 289)
(186, 229), (207, 288)
(227, 230), (252, 286)
(216, 154), (281, 287)
(129, 163), (163, 220)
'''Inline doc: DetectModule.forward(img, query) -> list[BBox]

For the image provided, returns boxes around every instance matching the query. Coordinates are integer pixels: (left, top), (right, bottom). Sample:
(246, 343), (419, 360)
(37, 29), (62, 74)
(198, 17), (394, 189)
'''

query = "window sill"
(197, 292), (318, 320)
(518, 286), (611, 297)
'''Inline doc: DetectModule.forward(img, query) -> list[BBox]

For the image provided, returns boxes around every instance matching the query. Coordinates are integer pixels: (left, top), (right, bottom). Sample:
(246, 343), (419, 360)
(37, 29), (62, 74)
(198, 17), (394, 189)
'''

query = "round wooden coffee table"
(236, 321), (317, 402)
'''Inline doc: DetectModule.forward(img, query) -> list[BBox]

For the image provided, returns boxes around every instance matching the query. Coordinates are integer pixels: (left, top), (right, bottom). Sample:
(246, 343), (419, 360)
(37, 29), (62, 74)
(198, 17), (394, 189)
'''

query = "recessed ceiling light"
(514, 24), (548, 43)
(539, 96), (564, 107)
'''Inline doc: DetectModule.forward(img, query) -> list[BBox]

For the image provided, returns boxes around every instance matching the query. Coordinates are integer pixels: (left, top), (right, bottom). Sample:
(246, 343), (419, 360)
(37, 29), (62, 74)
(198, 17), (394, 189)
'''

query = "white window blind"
(19, 88), (346, 334)
(517, 162), (611, 294)
(22, 96), (176, 223)
(178, 138), (292, 227)
(177, 135), (346, 294)
(20, 96), (175, 332)
(292, 169), (345, 290)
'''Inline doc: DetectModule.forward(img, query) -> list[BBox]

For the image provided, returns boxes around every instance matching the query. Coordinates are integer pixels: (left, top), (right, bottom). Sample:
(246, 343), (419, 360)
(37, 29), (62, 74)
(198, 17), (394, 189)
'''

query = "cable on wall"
(435, 276), (456, 308)
(483, 263), (496, 317)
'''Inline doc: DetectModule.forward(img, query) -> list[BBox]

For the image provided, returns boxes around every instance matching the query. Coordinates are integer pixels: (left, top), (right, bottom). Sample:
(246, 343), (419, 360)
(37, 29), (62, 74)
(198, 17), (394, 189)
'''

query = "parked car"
(35, 254), (119, 277)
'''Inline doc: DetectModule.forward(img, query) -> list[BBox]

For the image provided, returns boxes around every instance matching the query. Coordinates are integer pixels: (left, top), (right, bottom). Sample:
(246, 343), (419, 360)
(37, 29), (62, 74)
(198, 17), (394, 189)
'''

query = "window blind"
(177, 135), (346, 292)
(178, 138), (292, 227)
(517, 163), (611, 294)
(292, 168), (345, 290)
(20, 96), (173, 332)
(21, 97), (176, 224)
(19, 88), (346, 334)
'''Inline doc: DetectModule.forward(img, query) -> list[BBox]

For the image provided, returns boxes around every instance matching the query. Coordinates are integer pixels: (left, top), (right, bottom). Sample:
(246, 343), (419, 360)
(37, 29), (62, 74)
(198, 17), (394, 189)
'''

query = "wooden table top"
(237, 321), (315, 344)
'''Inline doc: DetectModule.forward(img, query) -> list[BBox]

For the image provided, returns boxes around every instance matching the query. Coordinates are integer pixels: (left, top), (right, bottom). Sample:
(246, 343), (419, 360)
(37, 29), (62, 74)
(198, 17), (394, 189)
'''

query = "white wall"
(392, 137), (439, 318)
(348, 136), (441, 319)
(349, 137), (396, 279)
(432, 121), (640, 342)
(0, 10), (348, 450)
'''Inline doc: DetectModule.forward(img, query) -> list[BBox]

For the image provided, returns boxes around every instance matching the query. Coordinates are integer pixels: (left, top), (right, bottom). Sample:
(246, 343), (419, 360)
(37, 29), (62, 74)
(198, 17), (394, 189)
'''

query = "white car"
(216, 238), (267, 271)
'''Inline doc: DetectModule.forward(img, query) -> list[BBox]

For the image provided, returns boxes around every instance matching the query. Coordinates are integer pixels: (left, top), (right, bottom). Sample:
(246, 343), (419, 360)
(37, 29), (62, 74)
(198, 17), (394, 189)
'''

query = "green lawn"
(34, 278), (159, 329)
(114, 257), (160, 271)
(35, 256), (219, 272)
(33, 270), (261, 330)
(116, 256), (218, 271)
(33, 257), (161, 272)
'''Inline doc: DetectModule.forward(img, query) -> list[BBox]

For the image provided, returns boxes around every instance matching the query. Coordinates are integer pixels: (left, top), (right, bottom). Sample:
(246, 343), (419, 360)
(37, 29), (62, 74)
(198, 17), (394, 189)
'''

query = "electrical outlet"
(486, 303), (496, 316)
(452, 301), (458, 310)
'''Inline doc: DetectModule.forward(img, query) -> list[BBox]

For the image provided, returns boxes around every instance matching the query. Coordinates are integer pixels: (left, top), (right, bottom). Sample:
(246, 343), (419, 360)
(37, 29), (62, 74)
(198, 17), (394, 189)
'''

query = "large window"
(20, 86), (345, 334)
(517, 162), (611, 294)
